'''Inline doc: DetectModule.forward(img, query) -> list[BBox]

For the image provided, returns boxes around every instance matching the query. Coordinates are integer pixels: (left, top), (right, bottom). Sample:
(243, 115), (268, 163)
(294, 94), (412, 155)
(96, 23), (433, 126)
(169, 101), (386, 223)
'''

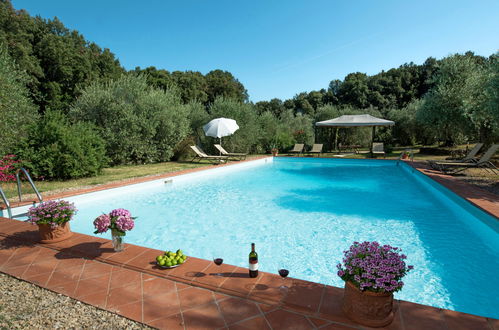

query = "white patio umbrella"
(203, 118), (239, 154)
(203, 118), (239, 147)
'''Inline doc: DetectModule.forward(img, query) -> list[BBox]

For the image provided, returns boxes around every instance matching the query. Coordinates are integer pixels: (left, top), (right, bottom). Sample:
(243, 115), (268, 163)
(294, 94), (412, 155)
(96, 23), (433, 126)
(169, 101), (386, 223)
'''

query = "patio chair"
(289, 144), (304, 156)
(190, 146), (228, 164)
(308, 144), (323, 157)
(214, 144), (247, 160)
(372, 143), (385, 158)
(433, 144), (498, 175)
(428, 143), (483, 170)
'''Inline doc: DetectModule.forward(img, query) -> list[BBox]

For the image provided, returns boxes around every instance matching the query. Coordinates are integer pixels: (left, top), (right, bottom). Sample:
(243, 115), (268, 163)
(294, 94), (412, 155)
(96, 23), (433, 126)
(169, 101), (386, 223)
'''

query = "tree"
(205, 70), (248, 104)
(70, 74), (189, 164)
(416, 53), (488, 145)
(0, 1), (124, 112)
(0, 45), (38, 155)
(207, 97), (259, 152)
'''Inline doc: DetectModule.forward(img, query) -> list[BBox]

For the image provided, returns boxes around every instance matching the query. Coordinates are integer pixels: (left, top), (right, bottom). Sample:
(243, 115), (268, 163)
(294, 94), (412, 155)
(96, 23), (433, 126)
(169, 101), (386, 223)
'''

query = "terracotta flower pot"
(38, 222), (73, 243)
(342, 281), (394, 327)
(271, 149), (279, 156)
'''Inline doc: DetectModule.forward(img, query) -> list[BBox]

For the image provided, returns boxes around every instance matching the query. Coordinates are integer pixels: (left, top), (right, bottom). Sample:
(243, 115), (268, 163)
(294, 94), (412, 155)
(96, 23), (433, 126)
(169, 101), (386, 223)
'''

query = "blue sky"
(12, 0), (499, 102)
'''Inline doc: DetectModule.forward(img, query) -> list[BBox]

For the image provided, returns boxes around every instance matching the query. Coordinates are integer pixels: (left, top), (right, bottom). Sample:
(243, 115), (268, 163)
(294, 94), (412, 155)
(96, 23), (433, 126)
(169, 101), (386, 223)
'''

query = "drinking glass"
(278, 268), (289, 289)
(213, 257), (224, 276)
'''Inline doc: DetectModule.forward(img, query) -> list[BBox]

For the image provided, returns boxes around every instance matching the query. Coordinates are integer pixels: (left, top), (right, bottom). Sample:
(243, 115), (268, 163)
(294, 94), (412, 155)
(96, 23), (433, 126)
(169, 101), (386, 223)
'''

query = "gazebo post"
(371, 126), (376, 157)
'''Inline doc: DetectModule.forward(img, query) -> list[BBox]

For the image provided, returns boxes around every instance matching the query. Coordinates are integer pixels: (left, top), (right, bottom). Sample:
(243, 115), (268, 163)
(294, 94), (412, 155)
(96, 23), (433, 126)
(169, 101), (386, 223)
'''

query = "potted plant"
(93, 208), (136, 252)
(337, 241), (413, 327)
(269, 140), (279, 156)
(27, 200), (77, 243)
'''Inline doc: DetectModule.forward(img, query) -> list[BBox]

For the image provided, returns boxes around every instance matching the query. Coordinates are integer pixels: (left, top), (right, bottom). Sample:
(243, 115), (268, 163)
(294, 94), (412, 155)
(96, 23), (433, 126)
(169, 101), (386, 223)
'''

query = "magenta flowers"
(27, 200), (77, 227)
(337, 241), (413, 293)
(93, 214), (111, 233)
(93, 208), (135, 235)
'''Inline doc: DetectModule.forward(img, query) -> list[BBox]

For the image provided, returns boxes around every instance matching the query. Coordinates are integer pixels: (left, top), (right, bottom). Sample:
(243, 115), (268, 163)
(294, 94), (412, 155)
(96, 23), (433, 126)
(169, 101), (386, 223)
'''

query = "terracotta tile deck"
(0, 157), (497, 329)
(0, 218), (497, 330)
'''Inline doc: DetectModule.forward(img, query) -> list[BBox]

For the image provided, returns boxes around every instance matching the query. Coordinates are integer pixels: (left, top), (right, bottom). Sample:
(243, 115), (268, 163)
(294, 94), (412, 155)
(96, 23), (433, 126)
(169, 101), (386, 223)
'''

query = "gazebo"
(315, 114), (395, 154)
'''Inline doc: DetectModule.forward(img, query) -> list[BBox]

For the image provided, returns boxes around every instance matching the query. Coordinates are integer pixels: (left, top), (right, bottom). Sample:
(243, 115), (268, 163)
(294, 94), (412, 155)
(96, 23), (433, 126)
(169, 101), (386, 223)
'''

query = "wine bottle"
(248, 243), (259, 278)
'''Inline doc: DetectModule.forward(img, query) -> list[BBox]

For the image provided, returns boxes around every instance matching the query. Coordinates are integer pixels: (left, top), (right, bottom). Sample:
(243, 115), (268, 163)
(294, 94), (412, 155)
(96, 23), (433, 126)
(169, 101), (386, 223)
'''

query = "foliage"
(205, 97), (259, 153)
(0, 45), (38, 156)
(0, 0), (124, 113)
(0, 154), (19, 182)
(70, 74), (189, 165)
(416, 53), (490, 146)
(475, 53), (499, 144)
(27, 200), (77, 226)
(133, 67), (248, 106)
(337, 241), (413, 293)
(15, 110), (107, 179)
(93, 208), (135, 235)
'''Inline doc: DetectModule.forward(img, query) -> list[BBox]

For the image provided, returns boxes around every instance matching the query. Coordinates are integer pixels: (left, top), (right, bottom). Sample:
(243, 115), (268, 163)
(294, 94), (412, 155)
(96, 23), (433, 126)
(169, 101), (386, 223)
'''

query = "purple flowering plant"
(93, 208), (135, 236)
(27, 200), (77, 228)
(337, 241), (413, 293)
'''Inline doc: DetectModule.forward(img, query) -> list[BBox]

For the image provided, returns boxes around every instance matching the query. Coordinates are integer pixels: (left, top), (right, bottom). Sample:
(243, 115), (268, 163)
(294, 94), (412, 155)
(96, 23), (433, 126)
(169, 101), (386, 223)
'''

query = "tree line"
(0, 0), (498, 180)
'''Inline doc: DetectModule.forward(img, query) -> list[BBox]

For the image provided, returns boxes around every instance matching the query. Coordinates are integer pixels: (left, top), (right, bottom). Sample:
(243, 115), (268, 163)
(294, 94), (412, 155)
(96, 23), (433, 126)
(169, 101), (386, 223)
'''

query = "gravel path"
(0, 273), (153, 329)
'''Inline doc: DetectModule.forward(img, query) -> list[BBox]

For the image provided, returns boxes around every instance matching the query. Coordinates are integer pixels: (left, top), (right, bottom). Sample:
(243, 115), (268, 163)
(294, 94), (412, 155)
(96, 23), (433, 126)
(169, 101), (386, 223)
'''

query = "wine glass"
(213, 257), (224, 276)
(278, 268), (289, 289)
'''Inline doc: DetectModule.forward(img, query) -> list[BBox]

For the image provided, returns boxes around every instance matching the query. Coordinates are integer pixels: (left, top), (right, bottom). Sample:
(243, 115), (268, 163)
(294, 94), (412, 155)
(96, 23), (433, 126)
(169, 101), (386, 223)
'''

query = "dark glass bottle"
(249, 243), (259, 278)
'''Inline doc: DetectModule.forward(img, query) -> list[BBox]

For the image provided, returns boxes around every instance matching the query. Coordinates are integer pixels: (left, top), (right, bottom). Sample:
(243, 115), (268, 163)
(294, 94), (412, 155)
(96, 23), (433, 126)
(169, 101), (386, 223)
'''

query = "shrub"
(0, 154), (20, 182)
(70, 74), (189, 165)
(16, 110), (107, 179)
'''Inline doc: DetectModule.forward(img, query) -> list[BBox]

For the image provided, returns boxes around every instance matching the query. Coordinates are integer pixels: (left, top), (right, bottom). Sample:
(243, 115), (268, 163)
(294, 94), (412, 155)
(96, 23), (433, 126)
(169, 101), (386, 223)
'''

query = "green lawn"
(2, 161), (213, 201)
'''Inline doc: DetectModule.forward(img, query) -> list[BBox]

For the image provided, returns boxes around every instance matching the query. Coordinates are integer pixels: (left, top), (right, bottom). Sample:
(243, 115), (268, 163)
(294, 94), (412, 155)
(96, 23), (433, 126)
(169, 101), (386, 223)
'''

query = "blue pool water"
(13, 158), (499, 318)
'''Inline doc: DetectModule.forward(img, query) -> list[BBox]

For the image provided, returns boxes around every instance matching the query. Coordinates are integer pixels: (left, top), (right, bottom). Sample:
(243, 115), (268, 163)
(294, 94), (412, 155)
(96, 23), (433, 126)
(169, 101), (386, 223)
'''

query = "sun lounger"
(214, 144), (247, 160)
(308, 144), (323, 157)
(432, 144), (498, 175)
(289, 144), (304, 156)
(190, 146), (228, 164)
(428, 143), (484, 170)
(372, 143), (385, 158)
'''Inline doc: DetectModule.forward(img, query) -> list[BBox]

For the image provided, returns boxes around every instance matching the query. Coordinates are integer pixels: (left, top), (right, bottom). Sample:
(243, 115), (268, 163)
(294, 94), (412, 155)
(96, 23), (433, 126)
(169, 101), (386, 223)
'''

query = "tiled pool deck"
(1, 158), (498, 329)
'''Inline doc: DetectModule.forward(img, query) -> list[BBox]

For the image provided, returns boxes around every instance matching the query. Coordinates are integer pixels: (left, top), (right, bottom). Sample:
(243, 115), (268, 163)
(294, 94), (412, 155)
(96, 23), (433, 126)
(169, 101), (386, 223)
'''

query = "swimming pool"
(9, 157), (499, 318)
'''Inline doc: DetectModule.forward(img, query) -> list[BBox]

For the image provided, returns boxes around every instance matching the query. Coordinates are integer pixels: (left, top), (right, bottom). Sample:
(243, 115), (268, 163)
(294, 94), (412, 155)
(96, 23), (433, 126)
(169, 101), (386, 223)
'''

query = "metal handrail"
(16, 168), (43, 203)
(0, 186), (12, 218)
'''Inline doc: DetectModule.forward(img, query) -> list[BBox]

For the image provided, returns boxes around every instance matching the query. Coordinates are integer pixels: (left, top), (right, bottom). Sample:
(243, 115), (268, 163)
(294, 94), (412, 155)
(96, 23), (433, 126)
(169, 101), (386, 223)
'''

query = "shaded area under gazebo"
(315, 114), (395, 155)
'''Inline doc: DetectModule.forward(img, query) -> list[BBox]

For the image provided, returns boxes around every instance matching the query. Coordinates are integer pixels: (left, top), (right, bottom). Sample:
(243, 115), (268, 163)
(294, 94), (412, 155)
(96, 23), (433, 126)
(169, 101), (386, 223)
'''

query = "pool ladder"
(0, 168), (43, 219)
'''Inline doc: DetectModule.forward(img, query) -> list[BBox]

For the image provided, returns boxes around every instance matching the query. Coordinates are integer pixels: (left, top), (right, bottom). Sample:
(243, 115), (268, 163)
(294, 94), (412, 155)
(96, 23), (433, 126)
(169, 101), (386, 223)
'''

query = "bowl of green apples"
(156, 249), (187, 268)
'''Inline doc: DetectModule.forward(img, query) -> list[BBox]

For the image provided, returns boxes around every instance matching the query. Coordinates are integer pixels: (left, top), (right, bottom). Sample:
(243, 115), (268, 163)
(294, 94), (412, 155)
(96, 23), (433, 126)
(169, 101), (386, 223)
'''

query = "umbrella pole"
(219, 137), (222, 156)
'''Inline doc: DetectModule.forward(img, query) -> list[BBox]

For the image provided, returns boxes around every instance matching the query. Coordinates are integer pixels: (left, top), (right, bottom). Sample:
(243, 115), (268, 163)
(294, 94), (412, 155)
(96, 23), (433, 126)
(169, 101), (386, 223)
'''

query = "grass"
(2, 161), (213, 201)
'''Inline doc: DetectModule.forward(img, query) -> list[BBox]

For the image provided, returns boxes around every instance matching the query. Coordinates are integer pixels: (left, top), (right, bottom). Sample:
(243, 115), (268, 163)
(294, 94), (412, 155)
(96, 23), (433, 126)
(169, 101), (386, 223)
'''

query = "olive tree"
(70, 74), (189, 164)
(0, 46), (39, 155)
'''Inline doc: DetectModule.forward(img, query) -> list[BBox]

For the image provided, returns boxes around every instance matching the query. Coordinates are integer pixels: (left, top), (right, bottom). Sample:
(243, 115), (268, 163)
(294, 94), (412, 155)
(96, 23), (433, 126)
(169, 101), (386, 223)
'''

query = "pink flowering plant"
(337, 241), (413, 293)
(27, 200), (77, 227)
(0, 154), (19, 182)
(93, 208), (135, 236)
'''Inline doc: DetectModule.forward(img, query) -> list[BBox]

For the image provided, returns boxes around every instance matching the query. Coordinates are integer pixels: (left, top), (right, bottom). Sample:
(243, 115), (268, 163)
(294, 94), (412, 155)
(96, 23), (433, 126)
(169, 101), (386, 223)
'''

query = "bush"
(0, 154), (20, 182)
(70, 74), (189, 165)
(16, 111), (107, 179)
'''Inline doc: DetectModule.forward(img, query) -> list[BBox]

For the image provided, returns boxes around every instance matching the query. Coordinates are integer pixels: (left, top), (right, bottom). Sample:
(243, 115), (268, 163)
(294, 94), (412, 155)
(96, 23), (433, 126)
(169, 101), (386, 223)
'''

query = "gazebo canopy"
(315, 114), (395, 127)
